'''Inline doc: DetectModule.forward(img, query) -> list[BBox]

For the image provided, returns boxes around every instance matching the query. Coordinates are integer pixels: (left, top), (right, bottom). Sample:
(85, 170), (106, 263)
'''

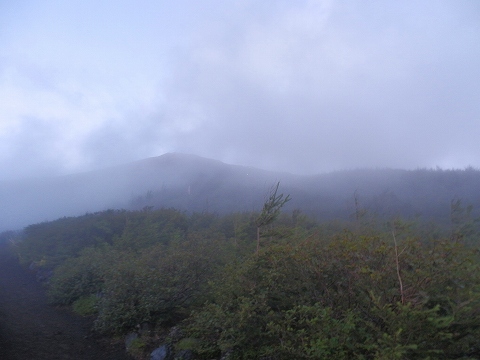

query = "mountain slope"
(0, 153), (292, 231)
(1, 153), (480, 232)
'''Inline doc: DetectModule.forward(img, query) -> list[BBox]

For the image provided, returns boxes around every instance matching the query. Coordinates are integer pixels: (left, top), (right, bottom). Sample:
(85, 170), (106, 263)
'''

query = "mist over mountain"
(1, 153), (480, 232)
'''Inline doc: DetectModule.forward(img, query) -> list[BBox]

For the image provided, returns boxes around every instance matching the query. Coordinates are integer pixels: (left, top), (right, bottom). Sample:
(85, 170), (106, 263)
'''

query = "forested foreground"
(10, 205), (480, 359)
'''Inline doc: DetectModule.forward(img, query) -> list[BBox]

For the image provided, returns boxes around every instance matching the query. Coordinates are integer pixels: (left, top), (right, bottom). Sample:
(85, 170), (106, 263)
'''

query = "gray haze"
(1, 0), (480, 180)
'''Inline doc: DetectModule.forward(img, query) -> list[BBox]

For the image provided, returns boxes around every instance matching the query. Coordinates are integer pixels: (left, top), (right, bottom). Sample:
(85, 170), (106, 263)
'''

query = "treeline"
(13, 206), (480, 359)
(130, 167), (480, 229)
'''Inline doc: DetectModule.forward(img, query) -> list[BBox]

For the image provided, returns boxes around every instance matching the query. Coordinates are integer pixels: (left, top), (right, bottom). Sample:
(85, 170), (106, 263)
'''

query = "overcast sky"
(1, 0), (479, 180)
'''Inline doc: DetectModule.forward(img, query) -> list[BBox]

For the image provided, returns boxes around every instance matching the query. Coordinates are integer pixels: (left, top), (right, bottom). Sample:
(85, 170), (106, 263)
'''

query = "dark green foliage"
(255, 183), (291, 230)
(28, 208), (233, 335)
(186, 230), (480, 359)
(15, 205), (480, 359)
(113, 208), (188, 250)
(72, 295), (98, 316)
(17, 210), (128, 268)
(265, 305), (367, 359)
(95, 236), (227, 333)
(48, 246), (110, 305)
(255, 182), (291, 252)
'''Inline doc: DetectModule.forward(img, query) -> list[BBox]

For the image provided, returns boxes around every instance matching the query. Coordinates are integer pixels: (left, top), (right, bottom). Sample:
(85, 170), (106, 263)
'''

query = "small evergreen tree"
(255, 182), (291, 253)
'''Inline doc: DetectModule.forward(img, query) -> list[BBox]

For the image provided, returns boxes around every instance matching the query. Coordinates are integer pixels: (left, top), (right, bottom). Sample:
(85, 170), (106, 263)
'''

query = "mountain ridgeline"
(1, 153), (480, 231)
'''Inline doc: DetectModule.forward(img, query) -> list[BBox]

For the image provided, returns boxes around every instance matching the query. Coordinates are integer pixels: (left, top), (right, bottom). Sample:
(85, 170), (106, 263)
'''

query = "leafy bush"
(16, 210), (127, 268)
(126, 337), (146, 358)
(186, 230), (480, 359)
(14, 207), (480, 358)
(72, 295), (98, 316)
(95, 234), (228, 334)
(48, 246), (109, 305)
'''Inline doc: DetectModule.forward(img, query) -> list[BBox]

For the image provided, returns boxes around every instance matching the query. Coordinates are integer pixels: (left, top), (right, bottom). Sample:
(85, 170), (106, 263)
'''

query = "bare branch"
(392, 228), (405, 305)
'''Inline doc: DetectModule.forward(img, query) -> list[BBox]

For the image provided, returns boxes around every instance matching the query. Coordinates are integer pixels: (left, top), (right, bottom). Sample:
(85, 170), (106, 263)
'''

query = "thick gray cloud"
(162, 0), (480, 173)
(0, 0), (479, 180)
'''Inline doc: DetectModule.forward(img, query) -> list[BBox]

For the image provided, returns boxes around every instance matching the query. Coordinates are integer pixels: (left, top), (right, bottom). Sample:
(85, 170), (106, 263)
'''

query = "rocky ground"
(0, 242), (133, 360)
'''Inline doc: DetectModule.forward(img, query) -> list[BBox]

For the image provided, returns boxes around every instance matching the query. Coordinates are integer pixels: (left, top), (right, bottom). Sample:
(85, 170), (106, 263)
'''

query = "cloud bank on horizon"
(1, 0), (479, 180)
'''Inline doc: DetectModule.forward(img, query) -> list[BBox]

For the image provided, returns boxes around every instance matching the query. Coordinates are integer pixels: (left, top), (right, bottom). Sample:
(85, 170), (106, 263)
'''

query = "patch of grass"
(72, 295), (98, 316)
(175, 337), (200, 351)
(127, 338), (146, 358)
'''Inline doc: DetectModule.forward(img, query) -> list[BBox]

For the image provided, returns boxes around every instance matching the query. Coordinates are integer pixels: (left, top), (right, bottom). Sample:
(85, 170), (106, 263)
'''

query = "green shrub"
(186, 232), (480, 359)
(48, 247), (106, 305)
(72, 295), (98, 316)
(14, 207), (480, 358)
(126, 337), (146, 358)
(95, 238), (224, 334)
(175, 338), (201, 352)
(17, 210), (127, 268)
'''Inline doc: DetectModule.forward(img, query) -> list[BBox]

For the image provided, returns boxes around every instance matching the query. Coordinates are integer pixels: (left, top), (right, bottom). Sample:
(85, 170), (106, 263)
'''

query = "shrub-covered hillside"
(13, 205), (480, 359)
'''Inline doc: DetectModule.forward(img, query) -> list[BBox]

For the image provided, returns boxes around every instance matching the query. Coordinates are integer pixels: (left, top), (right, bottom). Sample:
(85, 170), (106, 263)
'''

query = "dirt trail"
(0, 243), (133, 360)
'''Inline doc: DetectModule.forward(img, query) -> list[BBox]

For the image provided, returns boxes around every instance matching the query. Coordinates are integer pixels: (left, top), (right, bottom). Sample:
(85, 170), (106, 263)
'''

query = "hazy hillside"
(1, 153), (480, 232)
(0, 153), (288, 231)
